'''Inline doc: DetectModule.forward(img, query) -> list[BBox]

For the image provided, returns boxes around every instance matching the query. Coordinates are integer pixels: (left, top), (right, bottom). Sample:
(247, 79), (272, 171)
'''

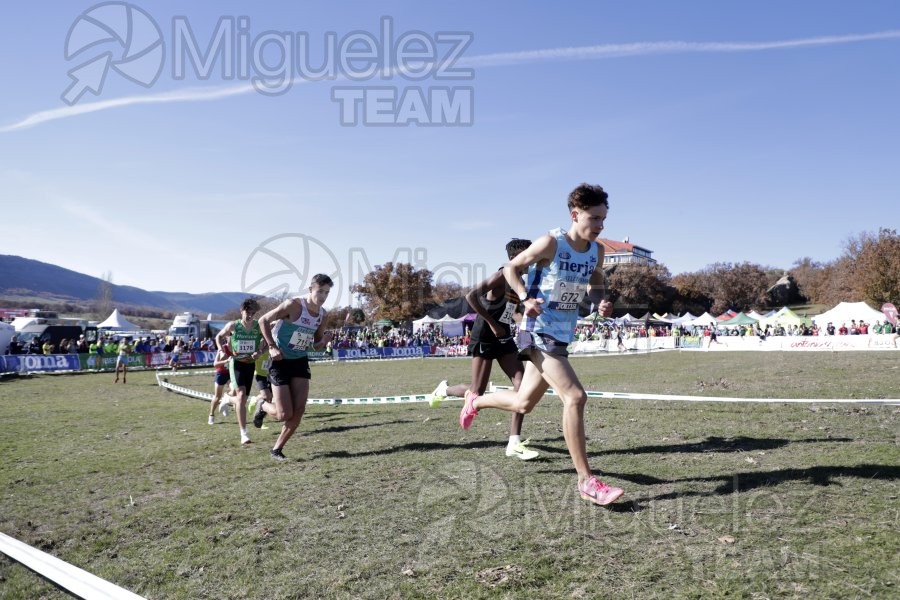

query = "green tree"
(789, 257), (826, 303)
(352, 262), (434, 322)
(671, 271), (715, 314)
(844, 228), (900, 306)
(706, 262), (769, 314)
(432, 281), (468, 305)
(607, 263), (672, 314)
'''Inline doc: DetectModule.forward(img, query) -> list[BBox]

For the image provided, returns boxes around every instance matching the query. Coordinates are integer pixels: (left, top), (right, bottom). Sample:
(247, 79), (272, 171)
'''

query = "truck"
(167, 312), (228, 342)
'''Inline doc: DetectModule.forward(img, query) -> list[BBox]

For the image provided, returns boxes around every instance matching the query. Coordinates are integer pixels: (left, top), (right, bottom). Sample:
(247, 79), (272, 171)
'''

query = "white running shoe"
(240, 433), (252, 445)
(505, 439), (539, 460)
(207, 415), (215, 425)
(430, 380), (448, 408)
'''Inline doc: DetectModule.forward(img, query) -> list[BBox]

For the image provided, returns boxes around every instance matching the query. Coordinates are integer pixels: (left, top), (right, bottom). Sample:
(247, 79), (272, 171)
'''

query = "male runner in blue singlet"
(459, 184), (623, 506)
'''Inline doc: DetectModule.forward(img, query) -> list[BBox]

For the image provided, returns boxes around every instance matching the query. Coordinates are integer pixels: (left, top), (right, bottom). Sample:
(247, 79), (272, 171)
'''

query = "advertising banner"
(192, 351), (216, 365)
(701, 335), (899, 351)
(430, 345), (468, 357)
(2, 354), (82, 373)
(336, 346), (430, 360)
(569, 337), (677, 354)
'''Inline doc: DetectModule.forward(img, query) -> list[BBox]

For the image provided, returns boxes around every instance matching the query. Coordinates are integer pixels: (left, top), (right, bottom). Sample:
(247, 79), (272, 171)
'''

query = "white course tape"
(489, 384), (900, 405)
(155, 370), (433, 405)
(0, 531), (144, 600)
(158, 371), (897, 407)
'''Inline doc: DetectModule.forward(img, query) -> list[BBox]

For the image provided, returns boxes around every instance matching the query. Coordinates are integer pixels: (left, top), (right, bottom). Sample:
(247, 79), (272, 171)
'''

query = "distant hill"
(0, 254), (248, 316)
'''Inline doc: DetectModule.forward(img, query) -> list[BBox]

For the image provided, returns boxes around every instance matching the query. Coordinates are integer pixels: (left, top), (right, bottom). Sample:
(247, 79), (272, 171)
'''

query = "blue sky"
(2, 1), (899, 309)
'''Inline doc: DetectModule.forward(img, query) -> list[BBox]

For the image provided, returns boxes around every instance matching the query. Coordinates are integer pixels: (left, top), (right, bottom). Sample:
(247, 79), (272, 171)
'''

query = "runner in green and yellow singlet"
(215, 298), (263, 445)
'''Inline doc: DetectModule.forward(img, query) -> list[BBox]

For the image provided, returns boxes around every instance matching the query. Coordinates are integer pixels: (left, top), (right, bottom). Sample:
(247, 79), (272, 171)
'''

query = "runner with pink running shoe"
(458, 183), (624, 506)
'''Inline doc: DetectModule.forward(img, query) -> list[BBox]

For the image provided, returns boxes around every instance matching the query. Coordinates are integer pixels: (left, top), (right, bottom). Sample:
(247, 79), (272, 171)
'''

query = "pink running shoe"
(459, 389), (479, 429)
(578, 477), (624, 506)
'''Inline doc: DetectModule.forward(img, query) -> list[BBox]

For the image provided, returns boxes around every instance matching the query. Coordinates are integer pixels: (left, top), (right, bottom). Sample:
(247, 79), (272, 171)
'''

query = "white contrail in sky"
(458, 29), (900, 67)
(0, 83), (256, 133)
(2, 29), (899, 133)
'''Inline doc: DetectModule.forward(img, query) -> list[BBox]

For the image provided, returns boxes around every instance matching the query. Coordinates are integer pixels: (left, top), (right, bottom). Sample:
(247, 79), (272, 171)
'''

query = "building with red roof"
(598, 237), (656, 267)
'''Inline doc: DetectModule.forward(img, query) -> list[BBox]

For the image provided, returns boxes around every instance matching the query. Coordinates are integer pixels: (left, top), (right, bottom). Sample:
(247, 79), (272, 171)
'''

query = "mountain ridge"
(0, 254), (248, 316)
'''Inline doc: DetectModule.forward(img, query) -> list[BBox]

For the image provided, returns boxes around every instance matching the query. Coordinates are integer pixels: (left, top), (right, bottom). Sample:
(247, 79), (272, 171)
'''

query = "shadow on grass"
(306, 410), (380, 421)
(310, 419), (413, 434)
(688, 464), (897, 495)
(313, 439), (504, 458)
(602, 464), (900, 501)
(530, 435), (854, 458)
(602, 435), (854, 456)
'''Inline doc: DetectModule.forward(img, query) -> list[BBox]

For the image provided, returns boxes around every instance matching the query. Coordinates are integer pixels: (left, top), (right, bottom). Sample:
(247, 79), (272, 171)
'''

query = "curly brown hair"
(567, 183), (609, 211)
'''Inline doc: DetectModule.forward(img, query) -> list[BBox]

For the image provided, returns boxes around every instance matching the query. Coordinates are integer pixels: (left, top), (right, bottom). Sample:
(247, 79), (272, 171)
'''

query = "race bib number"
(548, 280), (586, 311)
(288, 329), (315, 350)
(234, 339), (256, 354)
(498, 301), (517, 325)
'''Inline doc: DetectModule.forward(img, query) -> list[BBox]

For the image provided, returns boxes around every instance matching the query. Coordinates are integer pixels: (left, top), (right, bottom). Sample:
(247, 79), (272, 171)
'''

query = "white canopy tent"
(412, 315), (440, 334)
(437, 314), (465, 337)
(97, 308), (141, 331)
(687, 312), (718, 327)
(810, 302), (885, 327)
(666, 312), (698, 325)
(412, 314), (466, 336)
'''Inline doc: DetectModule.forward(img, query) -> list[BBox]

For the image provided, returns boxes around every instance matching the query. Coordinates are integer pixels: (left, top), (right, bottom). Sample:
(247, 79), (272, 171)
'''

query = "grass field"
(1, 352), (898, 599)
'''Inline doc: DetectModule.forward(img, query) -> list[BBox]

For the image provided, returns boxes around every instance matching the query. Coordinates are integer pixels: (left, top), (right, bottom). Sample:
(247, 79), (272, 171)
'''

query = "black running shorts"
(232, 360), (256, 393)
(468, 339), (517, 360)
(268, 357), (311, 386)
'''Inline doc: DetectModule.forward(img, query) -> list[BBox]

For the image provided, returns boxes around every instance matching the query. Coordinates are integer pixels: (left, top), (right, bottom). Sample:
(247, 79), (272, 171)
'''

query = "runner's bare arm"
(503, 235), (555, 317)
(502, 234), (555, 299)
(312, 311), (333, 351)
(215, 321), (235, 351)
(258, 299), (300, 355)
(465, 271), (508, 334)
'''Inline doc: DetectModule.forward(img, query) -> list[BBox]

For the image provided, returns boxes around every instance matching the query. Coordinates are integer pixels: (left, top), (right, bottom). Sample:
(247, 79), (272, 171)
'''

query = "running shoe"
(240, 433), (252, 445)
(253, 399), (267, 429)
(459, 389), (479, 429)
(247, 395), (261, 417)
(430, 380), (448, 408)
(270, 448), (286, 461)
(207, 415), (215, 425)
(218, 400), (230, 417)
(578, 476), (624, 506)
(505, 439), (539, 460)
